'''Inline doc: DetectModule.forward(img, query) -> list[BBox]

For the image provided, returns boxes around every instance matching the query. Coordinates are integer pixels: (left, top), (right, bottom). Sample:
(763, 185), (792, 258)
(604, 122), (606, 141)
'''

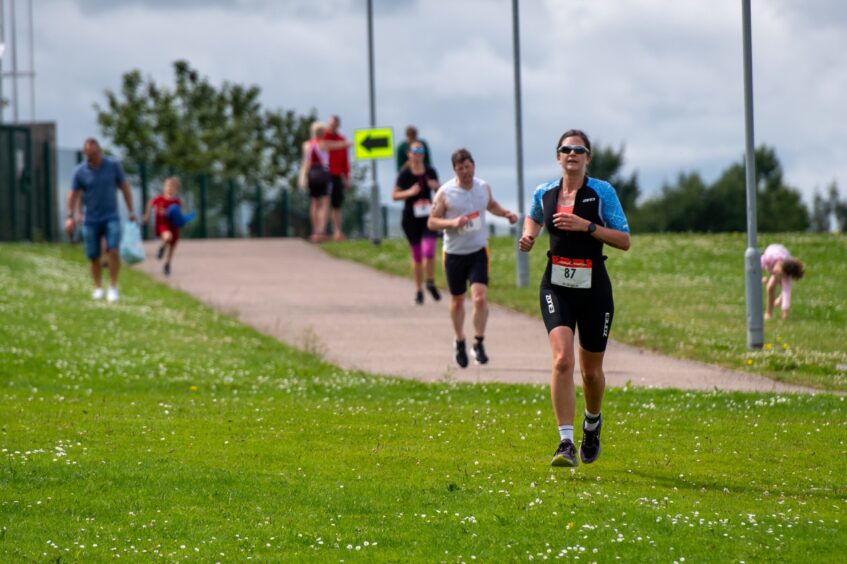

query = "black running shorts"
(444, 247), (489, 296)
(539, 279), (614, 353)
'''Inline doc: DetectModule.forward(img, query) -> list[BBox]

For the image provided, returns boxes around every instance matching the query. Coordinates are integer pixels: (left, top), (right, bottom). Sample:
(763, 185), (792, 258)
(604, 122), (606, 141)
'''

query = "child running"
(143, 177), (192, 276)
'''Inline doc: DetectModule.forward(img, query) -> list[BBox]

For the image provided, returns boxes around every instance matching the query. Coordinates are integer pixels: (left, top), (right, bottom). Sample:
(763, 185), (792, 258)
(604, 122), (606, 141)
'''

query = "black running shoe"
(472, 340), (489, 364)
(157, 245), (165, 260)
(551, 438), (578, 467)
(163, 263), (171, 276)
(426, 281), (441, 301)
(579, 414), (602, 464)
(454, 340), (468, 368)
(415, 290), (424, 305)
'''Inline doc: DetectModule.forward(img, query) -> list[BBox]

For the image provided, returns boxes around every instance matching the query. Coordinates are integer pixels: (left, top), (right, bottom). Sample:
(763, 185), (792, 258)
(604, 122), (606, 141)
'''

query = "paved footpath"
(136, 238), (815, 394)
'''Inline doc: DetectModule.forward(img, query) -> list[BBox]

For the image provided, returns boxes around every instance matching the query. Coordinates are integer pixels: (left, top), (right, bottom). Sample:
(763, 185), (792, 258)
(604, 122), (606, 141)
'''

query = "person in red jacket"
(324, 115), (351, 241)
(143, 176), (184, 276)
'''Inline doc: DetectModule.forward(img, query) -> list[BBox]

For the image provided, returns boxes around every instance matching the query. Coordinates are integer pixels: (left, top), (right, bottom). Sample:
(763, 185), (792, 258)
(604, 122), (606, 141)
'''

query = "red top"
(324, 131), (350, 177)
(151, 195), (183, 229)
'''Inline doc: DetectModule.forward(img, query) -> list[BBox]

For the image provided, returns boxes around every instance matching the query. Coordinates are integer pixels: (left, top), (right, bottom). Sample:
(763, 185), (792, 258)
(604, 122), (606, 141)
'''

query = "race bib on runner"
(460, 211), (482, 233)
(551, 256), (592, 289)
(413, 200), (433, 218)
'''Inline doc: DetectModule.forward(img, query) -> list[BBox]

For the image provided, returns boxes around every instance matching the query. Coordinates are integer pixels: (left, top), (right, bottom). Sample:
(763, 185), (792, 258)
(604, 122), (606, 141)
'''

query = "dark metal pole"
(139, 162), (148, 239)
(0, 0), (5, 124)
(741, 0), (763, 349)
(512, 0), (529, 287)
(26, 0), (32, 121)
(366, 0), (381, 245)
(10, 0), (18, 122)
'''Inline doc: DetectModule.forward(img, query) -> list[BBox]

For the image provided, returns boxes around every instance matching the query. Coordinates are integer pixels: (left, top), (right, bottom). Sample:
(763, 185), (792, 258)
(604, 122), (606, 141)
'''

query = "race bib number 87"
(551, 257), (592, 289)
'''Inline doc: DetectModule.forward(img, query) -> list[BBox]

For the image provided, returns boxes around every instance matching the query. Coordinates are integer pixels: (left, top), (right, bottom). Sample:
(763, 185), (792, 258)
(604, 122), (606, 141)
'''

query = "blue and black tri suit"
(528, 176), (630, 352)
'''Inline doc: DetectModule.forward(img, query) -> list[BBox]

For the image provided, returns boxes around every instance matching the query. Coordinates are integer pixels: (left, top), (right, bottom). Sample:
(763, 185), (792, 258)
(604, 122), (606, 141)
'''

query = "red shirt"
(151, 195), (183, 229)
(324, 131), (350, 177)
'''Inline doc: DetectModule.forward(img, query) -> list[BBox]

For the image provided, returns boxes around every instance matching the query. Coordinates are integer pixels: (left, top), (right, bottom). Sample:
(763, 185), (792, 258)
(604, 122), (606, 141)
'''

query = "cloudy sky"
(6, 0), (847, 213)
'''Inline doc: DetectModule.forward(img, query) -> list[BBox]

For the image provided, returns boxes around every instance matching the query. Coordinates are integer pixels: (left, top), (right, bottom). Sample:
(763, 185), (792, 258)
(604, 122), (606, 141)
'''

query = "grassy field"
(1, 243), (845, 562)
(324, 232), (847, 392)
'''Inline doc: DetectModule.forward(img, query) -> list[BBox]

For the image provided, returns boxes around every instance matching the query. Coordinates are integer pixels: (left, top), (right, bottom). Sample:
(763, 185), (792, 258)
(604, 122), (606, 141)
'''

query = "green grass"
(1, 244), (845, 562)
(324, 232), (847, 392)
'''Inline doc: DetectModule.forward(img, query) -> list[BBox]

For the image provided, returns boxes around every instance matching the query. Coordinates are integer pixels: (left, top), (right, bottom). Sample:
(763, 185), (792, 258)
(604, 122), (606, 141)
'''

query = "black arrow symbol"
(361, 134), (389, 151)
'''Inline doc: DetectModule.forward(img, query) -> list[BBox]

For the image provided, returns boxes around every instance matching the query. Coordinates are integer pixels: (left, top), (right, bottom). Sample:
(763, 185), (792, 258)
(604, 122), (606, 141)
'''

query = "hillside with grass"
(1, 243), (844, 561)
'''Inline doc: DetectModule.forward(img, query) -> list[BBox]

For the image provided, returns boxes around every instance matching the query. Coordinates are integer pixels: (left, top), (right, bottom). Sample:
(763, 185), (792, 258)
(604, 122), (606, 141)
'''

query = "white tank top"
(439, 177), (490, 255)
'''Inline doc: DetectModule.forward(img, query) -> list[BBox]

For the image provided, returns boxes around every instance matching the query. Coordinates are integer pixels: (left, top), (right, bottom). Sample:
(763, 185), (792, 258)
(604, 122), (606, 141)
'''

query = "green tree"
(588, 144), (640, 212)
(633, 146), (809, 233)
(829, 182), (847, 232)
(94, 60), (315, 190)
(810, 189), (832, 232)
(632, 172), (708, 232)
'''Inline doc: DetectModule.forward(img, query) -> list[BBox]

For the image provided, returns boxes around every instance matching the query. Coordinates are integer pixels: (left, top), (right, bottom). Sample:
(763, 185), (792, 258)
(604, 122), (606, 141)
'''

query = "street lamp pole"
(741, 0), (763, 349)
(512, 0), (529, 287)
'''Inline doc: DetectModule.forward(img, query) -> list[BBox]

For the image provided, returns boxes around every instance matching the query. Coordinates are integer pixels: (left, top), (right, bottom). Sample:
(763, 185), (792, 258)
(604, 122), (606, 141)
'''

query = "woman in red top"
(143, 176), (183, 276)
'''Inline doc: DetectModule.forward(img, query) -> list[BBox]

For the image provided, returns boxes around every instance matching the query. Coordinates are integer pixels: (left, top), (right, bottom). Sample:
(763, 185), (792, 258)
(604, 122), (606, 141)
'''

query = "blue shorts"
(83, 219), (121, 260)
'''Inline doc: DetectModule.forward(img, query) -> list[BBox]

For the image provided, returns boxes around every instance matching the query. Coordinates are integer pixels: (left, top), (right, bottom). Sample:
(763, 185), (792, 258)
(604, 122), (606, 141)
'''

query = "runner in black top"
(392, 141), (443, 305)
(519, 129), (631, 468)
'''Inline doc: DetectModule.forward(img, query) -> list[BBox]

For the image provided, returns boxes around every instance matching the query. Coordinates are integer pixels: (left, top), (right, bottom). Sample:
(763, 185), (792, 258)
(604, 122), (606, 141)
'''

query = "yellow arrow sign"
(354, 127), (394, 160)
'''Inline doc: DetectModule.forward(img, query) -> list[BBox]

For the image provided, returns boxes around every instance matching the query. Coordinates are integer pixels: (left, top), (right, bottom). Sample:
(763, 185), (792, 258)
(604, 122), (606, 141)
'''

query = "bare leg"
(424, 257), (436, 283)
(106, 249), (120, 287)
(331, 208), (345, 240)
(450, 294), (465, 341)
(470, 282), (488, 338)
(161, 231), (175, 266)
(412, 260), (424, 291)
(578, 347), (606, 415)
(316, 196), (330, 240)
(549, 326), (576, 426)
(90, 259), (103, 288)
(765, 275), (778, 320)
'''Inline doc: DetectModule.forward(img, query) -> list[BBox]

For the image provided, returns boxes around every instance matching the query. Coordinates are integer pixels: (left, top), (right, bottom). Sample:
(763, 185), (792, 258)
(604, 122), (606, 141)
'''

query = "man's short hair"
(83, 137), (100, 148)
(451, 148), (474, 167)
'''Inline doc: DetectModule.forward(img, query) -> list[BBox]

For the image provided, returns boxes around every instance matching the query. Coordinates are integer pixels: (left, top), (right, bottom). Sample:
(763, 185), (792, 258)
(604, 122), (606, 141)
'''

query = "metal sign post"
(365, 0), (381, 245)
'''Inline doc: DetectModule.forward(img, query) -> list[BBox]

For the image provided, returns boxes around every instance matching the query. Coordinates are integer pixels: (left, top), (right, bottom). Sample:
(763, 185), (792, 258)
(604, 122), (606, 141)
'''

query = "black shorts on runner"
(330, 175), (345, 209)
(539, 279), (614, 353)
(444, 247), (489, 296)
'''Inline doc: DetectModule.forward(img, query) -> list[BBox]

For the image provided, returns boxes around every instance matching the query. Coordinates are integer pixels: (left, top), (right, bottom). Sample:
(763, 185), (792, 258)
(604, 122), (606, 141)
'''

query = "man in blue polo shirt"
(65, 138), (137, 303)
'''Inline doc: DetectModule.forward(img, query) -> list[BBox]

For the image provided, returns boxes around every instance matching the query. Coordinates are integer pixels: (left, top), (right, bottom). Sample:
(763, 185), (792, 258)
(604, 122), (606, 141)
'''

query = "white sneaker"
(92, 287), (105, 300)
(107, 287), (119, 303)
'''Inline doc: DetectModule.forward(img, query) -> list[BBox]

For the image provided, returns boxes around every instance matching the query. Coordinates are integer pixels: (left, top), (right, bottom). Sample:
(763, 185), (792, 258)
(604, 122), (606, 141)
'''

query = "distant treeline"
(591, 144), (846, 233)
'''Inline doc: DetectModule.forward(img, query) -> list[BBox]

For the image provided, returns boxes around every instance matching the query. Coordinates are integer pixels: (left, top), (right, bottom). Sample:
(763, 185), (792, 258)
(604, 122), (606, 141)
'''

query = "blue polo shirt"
(71, 157), (127, 224)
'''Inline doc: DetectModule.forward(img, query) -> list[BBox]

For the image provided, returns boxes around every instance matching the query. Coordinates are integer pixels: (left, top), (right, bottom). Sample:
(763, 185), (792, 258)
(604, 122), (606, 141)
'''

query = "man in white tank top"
(428, 148), (518, 368)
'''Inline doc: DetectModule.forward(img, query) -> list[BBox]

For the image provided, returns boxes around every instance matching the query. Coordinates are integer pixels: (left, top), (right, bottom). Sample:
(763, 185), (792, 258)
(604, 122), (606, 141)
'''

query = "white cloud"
(21, 0), (847, 213)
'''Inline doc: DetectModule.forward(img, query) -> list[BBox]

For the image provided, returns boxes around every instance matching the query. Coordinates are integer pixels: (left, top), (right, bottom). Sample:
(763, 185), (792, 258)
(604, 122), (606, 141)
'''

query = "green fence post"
(227, 179), (236, 238)
(199, 174), (208, 239)
(381, 205), (388, 239)
(140, 162), (149, 239)
(43, 141), (54, 241)
(281, 189), (289, 237)
(254, 184), (263, 237)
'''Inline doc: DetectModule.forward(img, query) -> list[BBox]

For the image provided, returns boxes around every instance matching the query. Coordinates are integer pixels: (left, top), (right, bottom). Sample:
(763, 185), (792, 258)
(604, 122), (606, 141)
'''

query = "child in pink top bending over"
(761, 244), (805, 320)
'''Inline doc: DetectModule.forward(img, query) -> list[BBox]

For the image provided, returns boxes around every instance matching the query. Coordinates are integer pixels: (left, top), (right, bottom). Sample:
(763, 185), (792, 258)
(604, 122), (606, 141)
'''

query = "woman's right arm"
(519, 217), (543, 252)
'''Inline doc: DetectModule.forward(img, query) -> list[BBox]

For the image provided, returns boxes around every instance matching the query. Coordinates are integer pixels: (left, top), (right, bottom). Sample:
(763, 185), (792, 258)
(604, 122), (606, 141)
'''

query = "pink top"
(761, 244), (793, 310)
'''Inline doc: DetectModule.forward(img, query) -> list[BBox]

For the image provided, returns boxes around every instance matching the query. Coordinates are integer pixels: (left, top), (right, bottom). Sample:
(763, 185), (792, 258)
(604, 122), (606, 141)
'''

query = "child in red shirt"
(143, 177), (184, 276)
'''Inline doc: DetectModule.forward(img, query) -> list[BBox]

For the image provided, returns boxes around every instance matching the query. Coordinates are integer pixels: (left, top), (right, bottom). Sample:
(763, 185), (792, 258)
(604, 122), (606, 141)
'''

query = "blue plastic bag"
(120, 222), (145, 264)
